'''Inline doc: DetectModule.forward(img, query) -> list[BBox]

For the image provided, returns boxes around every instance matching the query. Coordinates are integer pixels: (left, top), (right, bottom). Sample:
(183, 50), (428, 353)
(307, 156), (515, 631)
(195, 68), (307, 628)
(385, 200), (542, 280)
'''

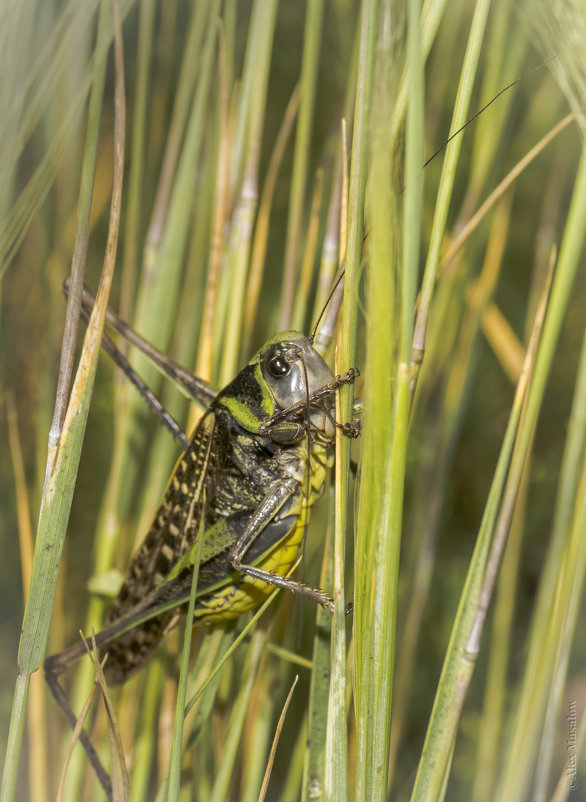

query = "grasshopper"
(44, 282), (358, 798)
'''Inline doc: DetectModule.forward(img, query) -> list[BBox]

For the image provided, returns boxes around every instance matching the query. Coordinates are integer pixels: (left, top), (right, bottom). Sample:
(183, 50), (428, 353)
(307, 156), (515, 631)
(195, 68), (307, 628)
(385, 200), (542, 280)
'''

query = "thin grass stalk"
(495, 142), (586, 802)
(532, 443), (586, 800)
(82, 633), (130, 802)
(360, 0), (424, 789)
(185, 627), (229, 727)
(94, 0), (156, 612)
(530, 339), (586, 799)
(208, 630), (265, 802)
(0, 0), (102, 277)
(311, 158), (342, 331)
(62, 11), (126, 799)
(389, 0), (447, 149)
(240, 661), (276, 802)
(218, 159), (258, 385)
(403, 0), (424, 355)
(279, 0), (325, 329)
(481, 303), (524, 383)
(323, 348), (349, 802)
(85, 413), (196, 795)
(175, 144), (221, 425)
(131, 0), (218, 387)
(195, 20), (230, 385)
(532, 428), (586, 801)
(258, 674), (299, 802)
(313, 120), (349, 357)
(119, 0), (155, 323)
(165, 518), (203, 801)
(6, 398), (34, 611)
(461, 3), (527, 215)
(7, 400), (49, 802)
(409, 289), (543, 800)
(62, 6), (177, 790)
(346, 0), (383, 799)
(242, 84), (301, 353)
(470, 471), (528, 802)
(1, 5), (121, 800)
(439, 110), (579, 275)
(302, 515), (334, 802)
(143, 0), (211, 264)
(4, 5), (585, 801)
(476, 225), (534, 800)
(414, 142), (586, 801)
(409, 0), (492, 397)
(292, 169), (324, 332)
(76, 28), (159, 736)
(220, 0), (278, 380)
(389, 196), (512, 789)
(4, 0), (104, 166)
(55, 679), (100, 802)
(103, 3), (216, 560)
(227, 0), (273, 200)
(184, 588), (281, 717)
(144, 629), (224, 800)
(280, 716), (308, 802)
(44, 0), (112, 488)
(130, 658), (166, 802)
(0, 0), (49, 218)
(1, 2), (136, 277)
(471, 212), (549, 802)
(220, 0), (236, 90)
(66, 35), (218, 766)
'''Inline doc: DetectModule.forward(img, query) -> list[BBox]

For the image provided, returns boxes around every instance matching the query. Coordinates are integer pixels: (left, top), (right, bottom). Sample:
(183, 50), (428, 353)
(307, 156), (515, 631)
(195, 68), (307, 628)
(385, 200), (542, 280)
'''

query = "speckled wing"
(102, 411), (216, 684)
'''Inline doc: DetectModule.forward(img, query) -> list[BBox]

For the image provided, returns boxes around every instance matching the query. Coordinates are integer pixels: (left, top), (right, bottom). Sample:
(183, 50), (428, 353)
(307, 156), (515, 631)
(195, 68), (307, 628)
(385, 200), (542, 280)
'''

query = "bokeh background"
(1, 1), (586, 800)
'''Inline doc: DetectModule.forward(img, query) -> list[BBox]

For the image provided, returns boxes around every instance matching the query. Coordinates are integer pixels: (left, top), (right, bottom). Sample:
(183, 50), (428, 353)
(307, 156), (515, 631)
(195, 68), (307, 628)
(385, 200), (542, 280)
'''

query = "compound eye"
(267, 354), (290, 378)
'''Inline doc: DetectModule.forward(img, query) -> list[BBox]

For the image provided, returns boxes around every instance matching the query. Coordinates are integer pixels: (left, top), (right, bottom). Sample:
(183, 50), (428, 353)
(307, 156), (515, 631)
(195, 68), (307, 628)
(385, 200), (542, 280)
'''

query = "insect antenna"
(310, 267), (346, 352)
(421, 56), (557, 172)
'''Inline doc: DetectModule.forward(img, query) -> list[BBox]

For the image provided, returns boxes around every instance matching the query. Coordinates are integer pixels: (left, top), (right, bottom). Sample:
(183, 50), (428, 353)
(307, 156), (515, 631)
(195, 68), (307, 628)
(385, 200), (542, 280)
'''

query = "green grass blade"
(410, 0), (492, 393)
(303, 526), (333, 801)
(279, 0), (325, 329)
(208, 630), (265, 802)
(412, 141), (586, 802)
(1, 3), (118, 798)
(165, 517), (203, 801)
(495, 142), (586, 802)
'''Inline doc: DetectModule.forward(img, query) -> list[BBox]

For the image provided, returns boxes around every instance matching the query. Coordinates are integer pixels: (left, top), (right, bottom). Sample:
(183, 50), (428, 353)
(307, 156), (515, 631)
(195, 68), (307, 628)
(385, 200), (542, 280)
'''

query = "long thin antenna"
(310, 268), (346, 346)
(422, 56), (557, 170)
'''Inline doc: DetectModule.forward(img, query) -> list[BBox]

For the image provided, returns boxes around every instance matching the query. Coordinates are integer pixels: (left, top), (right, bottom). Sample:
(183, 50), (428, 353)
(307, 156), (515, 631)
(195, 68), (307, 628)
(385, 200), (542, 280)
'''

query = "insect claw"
(322, 597), (352, 615)
(336, 421), (360, 438)
(336, 368), (360, 384)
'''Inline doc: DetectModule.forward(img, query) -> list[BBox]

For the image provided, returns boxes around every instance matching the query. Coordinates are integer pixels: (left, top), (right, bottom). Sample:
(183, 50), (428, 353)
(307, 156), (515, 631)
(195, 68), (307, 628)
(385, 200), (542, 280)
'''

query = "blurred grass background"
(1, 0), (586, 800)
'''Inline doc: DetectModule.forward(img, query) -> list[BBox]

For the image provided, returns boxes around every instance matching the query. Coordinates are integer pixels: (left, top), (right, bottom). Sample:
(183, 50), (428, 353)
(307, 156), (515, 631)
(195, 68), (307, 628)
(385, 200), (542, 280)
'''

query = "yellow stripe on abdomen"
(194, 443), (330, 624)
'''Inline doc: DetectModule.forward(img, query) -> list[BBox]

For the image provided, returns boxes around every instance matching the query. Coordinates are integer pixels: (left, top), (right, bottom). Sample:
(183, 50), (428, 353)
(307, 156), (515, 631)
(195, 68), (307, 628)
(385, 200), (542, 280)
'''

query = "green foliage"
(1, 1), (586, 800)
